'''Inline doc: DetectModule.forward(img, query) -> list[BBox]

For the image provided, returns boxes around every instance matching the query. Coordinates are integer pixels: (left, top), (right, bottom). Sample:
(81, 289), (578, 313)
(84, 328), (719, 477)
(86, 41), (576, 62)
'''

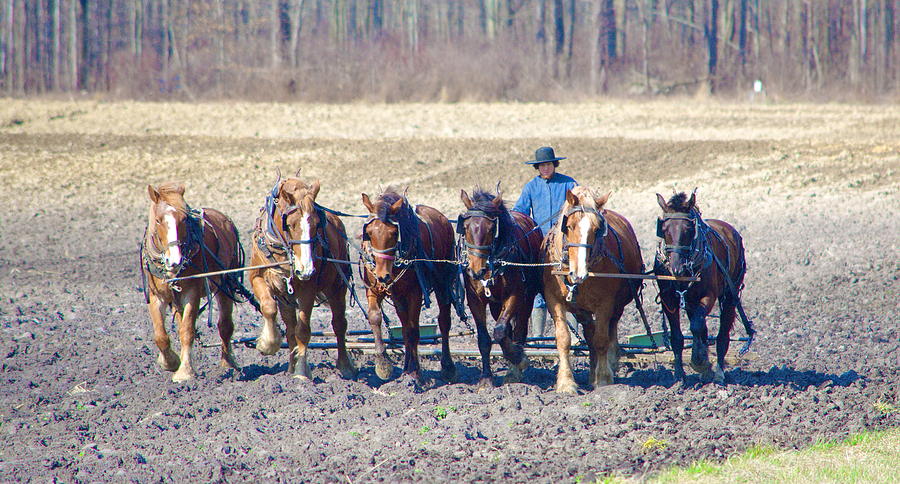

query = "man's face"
(537, 162), (556, 180)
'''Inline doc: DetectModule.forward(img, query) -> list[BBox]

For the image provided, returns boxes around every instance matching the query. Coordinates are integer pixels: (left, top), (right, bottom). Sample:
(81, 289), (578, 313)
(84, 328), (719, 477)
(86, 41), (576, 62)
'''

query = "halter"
(362, 216), (403, 262)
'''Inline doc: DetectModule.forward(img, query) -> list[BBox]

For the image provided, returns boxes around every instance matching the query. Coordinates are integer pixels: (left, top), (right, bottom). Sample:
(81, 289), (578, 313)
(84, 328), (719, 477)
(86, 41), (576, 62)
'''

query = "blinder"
(656, 212), (697, 241)
(456, 210), (499, 240)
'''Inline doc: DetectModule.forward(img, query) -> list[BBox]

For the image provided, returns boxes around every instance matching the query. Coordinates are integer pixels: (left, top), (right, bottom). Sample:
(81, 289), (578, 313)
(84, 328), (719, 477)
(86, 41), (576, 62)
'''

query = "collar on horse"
(456, 209), (532, 282)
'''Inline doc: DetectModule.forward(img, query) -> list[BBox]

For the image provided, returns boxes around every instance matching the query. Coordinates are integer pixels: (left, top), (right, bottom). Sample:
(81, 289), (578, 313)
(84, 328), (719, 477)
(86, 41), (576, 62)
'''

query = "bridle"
(143, 204), (202, 280)
(655, 210), (710, 279)
(561, 205), (608, 255)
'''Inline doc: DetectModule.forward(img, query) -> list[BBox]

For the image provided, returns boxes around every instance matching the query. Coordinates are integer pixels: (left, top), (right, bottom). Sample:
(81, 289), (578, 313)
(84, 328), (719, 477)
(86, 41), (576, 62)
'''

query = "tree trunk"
(68, 0), (76, 91)
(885, 0), (894, 87)
(603, 0), (616, 61)
(271, 0), (280, 67)
(553, 0), (563, 78)
(79, 0), (89, 90)
(565, 0), (575, 78)
(704, 0), (719, 94)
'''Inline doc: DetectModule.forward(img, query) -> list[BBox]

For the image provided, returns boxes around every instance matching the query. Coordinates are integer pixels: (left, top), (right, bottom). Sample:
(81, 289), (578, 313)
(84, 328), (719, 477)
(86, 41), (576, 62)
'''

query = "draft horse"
(360, 188), (459, 384)
(458, 186), (543, 387)
(248, 173), (357, 380)
(141, 182), (244, 381)
(543, 187), (644, 394)
(654, 190), (755, 385)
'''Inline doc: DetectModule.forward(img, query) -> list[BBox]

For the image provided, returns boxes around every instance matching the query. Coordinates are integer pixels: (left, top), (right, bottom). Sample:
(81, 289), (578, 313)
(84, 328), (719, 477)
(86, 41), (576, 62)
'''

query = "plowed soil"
(1, 100), (897, 482)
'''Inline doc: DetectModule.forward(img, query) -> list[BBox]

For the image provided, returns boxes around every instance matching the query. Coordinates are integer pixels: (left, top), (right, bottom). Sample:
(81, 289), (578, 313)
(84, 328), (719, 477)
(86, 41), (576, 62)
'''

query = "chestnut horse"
(543, 187), (644, 393)
(360, 188), (458, 384)
(458, 187), (543, 387)
(141, 182), (244, 381)
(654, 190), (755, 385)
(248, 175), (357, 380)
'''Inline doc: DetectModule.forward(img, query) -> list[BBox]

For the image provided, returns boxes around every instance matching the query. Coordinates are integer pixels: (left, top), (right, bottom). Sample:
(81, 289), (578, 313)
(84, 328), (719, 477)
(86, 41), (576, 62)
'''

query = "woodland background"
(0, 0), (897, 102)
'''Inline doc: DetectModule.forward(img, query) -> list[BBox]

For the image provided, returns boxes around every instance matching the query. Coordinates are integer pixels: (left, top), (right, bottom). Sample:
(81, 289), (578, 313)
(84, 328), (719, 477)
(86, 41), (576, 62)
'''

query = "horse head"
(561, 187), (610, 284)
(655, 189), (700, 278)
(276, 177), (322, 280)
(361, 188), (407, 284)
(147, 182), (191, 274)
(459, 187), (505, 282)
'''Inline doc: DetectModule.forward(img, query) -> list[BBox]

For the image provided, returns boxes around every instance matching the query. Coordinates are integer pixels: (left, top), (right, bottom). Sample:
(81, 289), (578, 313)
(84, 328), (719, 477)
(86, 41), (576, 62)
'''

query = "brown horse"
(248, 174), (357, 380)
(360, 188), (458, 384)
(654, 190), (755, 385)
(543, 187), (644, 393)
(459, 186), (543, 387)
(141, 182), (243, 382)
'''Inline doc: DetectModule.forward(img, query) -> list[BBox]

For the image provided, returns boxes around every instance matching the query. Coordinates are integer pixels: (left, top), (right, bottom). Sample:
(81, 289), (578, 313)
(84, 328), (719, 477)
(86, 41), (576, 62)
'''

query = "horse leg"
(436, 297), (457, 383)
(397, 294), (423, 383)
(328, 289), (358, 379)
(289, 295), (314, 381)
(149, 293), (180, 371)
(714, 304), (737, 385)
(468, 287), (493, 389)
(215, 292), (239, 370)
(366, 291), (393, 381)
(661, 292), (686, 382)
(172, 288), (200, 382)
(606, 304), (625, 375)
(587, 303), (617, 389)
(688, 296), (715, 381)
(495, 293), (526, 385)
(549, 298), (577, 394)
(279, 301), (300, 377)
(252, 276), (282, 356)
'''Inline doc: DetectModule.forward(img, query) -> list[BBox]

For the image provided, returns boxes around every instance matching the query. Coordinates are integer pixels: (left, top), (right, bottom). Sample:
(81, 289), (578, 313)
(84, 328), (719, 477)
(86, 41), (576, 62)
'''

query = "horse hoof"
(440, 363), (457, 383)
(504, 367), (524, 385)
(555, 380), (579, 395)
(256, 340), (281, 356)
(690, 360), (712, 374)
(219, 356), (239, 370)
(339, 363), (359, 380)
(713, 367), (726, 386)
(172, 370), (195, 382)
(477, 377), (495, 391)
(157, 352), (180, 372)
(375, 363), (394, 381)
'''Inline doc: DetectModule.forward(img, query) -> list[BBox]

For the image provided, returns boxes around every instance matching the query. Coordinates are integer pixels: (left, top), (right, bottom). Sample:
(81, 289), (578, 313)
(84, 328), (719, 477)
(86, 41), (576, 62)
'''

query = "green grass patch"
(648, 427), (900, 483)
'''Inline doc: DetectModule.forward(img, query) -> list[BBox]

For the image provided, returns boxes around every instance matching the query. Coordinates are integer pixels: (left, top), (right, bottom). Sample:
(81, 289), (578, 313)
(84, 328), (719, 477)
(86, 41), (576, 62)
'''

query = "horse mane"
(667, 192), (701, 214)
(469, 187), (516, 248)
(155, 182), (188, 212)
(280, 177), (316, 213)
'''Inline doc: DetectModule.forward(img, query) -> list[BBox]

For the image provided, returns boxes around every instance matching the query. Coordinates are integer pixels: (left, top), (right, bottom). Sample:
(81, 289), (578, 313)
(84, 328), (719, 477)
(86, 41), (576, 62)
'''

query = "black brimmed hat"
(525, 146), (566, 165)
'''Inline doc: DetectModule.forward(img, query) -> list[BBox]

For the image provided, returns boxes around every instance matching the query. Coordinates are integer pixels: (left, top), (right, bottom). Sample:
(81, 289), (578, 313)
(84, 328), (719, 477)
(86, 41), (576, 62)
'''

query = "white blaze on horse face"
(294, 212), (315, 279)
(163, 208), (181, 269)
(575, 216), (592, 279)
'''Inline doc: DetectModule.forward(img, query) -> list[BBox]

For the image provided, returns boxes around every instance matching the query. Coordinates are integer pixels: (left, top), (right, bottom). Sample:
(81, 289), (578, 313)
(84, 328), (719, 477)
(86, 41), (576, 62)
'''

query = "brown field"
(0, 99), (898, 481)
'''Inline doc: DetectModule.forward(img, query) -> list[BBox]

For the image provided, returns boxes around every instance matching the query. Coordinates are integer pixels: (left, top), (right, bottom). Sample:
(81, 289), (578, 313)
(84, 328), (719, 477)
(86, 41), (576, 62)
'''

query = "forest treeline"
(0, 1), (896, 102)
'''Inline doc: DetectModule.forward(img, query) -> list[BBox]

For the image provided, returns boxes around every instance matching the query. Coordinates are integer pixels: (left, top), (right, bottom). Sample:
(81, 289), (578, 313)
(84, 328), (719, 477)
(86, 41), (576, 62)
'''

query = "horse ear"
(362, 193), (375, 213)
(460, 189), (473, 209)
(309, 179), (321, 200)
(565, 189), (579, 207)
(656, 193), (670, 212)
(295, 167), (302, 177)
(687, 188), (697, 210)
(595, 191), (611, 208)
(147, 185), (160, 203)
(390, 196), (404, 214)
(495, 180), (502, 198)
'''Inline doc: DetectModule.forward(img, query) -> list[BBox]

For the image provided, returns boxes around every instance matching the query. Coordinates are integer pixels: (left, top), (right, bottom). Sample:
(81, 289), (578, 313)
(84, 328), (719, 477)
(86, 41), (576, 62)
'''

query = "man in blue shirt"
(512, 147), (578, 337)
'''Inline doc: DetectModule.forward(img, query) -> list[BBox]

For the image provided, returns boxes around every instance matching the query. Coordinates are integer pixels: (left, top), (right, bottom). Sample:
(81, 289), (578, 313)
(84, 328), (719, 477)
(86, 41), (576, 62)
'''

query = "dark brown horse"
(543, 187), (644, 393)
(360, 188), (459, 384)
(654, 190), (755, 385)
(248, 174), (357, 380)
(141, 182), (244, 381)
(459, 186), (543, 387)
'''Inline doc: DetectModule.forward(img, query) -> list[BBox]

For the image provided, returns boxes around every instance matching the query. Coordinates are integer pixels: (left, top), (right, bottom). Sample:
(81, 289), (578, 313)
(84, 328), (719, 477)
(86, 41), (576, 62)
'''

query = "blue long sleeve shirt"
(512, 173), (578, 236)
